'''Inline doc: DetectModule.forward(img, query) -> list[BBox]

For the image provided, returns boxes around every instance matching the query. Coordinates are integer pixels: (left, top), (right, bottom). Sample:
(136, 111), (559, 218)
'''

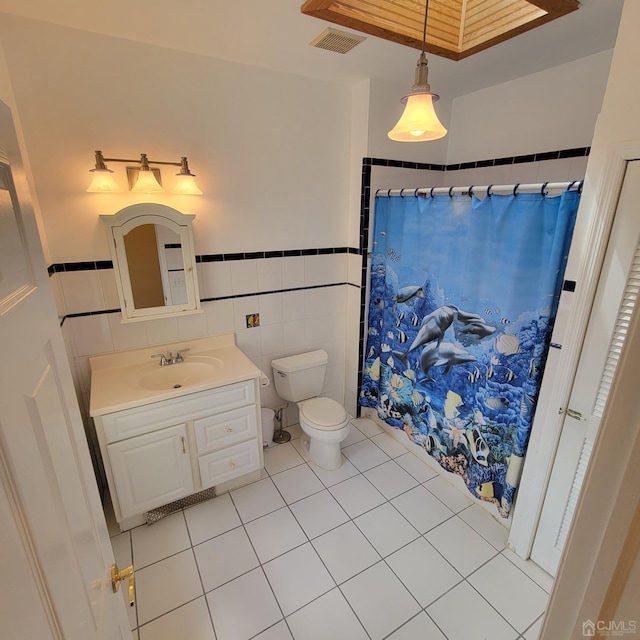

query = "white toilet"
(271, 350), (350, 470)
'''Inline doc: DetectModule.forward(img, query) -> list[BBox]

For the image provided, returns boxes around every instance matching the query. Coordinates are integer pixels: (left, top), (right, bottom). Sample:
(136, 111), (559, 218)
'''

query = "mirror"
(101, 204), (201, 322)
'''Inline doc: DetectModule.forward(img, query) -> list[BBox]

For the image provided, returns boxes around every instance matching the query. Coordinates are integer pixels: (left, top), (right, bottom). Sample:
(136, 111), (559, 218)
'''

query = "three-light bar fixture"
(87, 150), (203, 195)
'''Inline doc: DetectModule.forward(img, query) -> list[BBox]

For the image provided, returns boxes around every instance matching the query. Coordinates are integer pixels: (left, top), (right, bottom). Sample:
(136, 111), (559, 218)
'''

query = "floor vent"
(310, 27), (366, 54)
(144, 487), (216, 524)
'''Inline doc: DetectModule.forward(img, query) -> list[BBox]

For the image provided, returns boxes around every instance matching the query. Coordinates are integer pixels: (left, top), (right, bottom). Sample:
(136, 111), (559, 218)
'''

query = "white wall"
(446, 50), (613, 164)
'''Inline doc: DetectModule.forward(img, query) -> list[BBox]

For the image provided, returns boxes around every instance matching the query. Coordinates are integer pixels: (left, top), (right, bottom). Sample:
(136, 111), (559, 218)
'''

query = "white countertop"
(89, 334), (260, 416)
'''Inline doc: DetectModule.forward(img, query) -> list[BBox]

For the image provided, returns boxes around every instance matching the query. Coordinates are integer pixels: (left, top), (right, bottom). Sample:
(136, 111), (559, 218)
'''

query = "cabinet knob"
(226, 427), (233, 433)
(229, 462), (236, 469)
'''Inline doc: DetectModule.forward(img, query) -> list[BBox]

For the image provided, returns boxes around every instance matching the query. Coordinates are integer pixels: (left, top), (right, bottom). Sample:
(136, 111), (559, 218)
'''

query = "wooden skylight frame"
(301, 0), (580, 61)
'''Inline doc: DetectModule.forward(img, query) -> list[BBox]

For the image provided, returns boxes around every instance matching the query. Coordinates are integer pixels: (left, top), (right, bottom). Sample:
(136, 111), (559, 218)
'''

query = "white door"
(531, 160), (640, 576)
(0, 100), (131, 638)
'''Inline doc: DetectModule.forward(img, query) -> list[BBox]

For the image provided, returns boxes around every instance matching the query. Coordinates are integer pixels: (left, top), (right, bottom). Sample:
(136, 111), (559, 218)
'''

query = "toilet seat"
(300, 397), (348, 431)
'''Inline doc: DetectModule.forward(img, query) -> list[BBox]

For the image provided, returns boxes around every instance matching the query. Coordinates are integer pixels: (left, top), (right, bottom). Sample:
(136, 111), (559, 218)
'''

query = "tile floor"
(106, 418), (553, 640)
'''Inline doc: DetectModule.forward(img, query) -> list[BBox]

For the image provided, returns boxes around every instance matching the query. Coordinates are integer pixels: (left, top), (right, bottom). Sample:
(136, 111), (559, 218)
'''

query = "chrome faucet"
(150, 348), (190, 366)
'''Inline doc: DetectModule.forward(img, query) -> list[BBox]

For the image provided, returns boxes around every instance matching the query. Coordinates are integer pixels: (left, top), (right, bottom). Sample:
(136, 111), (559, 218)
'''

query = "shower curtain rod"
(375, 180), (583, 198)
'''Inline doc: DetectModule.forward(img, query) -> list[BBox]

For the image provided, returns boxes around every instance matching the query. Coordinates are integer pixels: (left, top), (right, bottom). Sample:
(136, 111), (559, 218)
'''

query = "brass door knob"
(111, 563), (135, 607)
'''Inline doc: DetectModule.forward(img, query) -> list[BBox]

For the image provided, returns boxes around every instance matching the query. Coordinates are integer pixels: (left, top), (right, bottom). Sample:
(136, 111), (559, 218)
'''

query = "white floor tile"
(501, 548), (555, 593)
(230, 478), (285, 523)
(131, 512), (191, 569)
(194, 527), (259, 592)
(207, 568), (282, 640)
(289, 490), (350, 539)
(342, 439), (390, 472)
(425, 517), (498, 577)
(340, 562), (421, 640)
(351, 417), (383, 437)
(136, 549), (203, 626)
(363, 460), (418, 499)
(425, 475), (475, 513)
(524, 614), (544, 640)
(354, 503), (419, 557)
(184, 493), (242, 545)
(370, 432), (408, 458)
(394, 452), (439, 483)
(341, 423), (367, 447)
(468, 554), (549, 632)
(263, 543), (335, 616)
(271, 463), (324, 504)
(312, 522), (380, 584)
(287, 588), (369, 640)
(459, 503), (509, 550)
(263, 442), (305, 475)
(245, 507), (307, 563)
(391, 484), (455, 533)
(329, 474), (386, 518)
(138, 597), (215, 640)
(386, 537), (463, 607)
(386, 612), (447, 640)
(253, 621), (293, 640)
(427, 581), (518, 640)
(308, 456), (358, 487)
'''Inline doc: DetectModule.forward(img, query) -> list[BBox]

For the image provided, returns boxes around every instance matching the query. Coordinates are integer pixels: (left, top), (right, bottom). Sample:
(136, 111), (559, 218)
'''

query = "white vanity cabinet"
(94, 377), (262, 528)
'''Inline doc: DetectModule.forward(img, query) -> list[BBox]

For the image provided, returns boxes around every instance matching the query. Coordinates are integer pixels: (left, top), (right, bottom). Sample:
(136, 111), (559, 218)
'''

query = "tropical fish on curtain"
(360, 190), (580, 517)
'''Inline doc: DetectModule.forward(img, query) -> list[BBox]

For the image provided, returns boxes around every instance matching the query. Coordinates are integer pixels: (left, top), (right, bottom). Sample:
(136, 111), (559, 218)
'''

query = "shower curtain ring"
(567, 180), (577, 192)
(429, 187), (435, 198)
(448, 186), (454, 198)
(468, 186), (474, 198)
(578, 180), (584, 194)
(513, 183), (520, 197)
(387, 189), (392, 197)
(375, 188), (381, 196)
(487, 185), (494, 197)
(415, 188), (421, 197)
(541, 182), (549, 196)
(400, 189), (406, 198)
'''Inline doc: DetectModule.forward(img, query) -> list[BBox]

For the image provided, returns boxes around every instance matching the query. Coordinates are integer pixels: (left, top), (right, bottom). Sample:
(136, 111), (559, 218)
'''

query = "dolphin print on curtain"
(360, 190), (580, 517)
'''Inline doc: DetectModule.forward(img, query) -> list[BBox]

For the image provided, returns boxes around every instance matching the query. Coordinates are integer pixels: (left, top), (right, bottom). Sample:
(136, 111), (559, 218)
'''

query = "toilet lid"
(300, 397), (348, 430)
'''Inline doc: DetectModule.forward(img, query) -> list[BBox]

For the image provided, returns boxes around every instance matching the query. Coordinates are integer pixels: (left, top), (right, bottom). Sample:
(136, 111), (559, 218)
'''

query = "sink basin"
(138, 357), (224, 391)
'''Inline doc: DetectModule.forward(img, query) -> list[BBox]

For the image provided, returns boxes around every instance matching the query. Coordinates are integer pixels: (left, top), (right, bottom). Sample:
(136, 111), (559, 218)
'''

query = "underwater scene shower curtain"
(360, 190), (580, 517)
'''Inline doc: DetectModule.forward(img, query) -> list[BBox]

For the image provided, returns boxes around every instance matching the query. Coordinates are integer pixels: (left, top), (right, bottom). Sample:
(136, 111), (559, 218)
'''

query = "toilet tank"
(271, 350), (328, 402)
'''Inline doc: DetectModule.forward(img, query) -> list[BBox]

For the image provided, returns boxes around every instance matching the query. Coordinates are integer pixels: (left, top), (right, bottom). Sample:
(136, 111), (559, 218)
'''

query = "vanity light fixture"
(387, 0), (447, 142)
(86, 150), (203, 195)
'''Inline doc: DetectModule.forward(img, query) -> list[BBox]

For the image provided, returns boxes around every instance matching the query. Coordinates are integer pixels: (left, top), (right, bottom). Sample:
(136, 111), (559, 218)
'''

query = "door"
(108, 423), (194, 519)
(531, 160), (640, 575)
(0, 100), (131, 638)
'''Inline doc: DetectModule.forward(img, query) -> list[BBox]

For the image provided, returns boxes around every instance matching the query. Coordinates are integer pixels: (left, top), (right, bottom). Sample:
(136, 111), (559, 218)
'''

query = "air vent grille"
(310, 28), (366, 54)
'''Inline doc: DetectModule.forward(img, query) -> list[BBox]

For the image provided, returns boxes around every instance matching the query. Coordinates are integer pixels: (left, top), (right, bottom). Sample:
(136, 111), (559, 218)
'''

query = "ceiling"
(302, 0), (579, 60)
(0, 0), (624, 98)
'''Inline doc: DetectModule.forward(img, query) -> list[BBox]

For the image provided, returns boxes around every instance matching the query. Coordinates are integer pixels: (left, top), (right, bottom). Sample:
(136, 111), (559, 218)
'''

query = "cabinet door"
(108, 423), (194, 519)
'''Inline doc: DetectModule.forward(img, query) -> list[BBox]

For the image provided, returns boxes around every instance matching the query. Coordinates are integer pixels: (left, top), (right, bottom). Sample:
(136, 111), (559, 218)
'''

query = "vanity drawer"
(199, 440), (261, 489)
(101, 379), (256, 444)
(194, 405), (257, 454)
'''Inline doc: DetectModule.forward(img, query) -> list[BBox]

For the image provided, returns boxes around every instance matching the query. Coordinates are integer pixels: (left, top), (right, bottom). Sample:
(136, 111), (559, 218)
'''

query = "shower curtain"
(360, 189), (580, 517)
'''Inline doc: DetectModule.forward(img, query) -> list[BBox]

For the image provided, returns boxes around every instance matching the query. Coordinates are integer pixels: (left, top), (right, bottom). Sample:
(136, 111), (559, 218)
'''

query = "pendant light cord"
(421, 0), (429, 55)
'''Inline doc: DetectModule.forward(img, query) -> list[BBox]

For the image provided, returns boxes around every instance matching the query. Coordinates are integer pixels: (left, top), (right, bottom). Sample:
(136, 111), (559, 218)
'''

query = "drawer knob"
(226, 428), (233, 433)
(229, 462), (236, 469)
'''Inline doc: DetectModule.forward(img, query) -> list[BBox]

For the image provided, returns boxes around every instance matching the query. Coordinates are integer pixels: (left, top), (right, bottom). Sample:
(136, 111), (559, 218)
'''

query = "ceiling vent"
(309, 27), (366, 54)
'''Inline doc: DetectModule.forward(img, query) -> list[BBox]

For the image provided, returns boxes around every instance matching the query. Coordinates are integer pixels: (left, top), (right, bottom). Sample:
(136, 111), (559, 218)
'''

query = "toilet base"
(308, 436), (343, 471)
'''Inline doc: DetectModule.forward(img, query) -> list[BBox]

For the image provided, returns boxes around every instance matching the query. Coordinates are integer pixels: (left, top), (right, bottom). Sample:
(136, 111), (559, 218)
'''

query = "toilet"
(271, 350), (350, 470)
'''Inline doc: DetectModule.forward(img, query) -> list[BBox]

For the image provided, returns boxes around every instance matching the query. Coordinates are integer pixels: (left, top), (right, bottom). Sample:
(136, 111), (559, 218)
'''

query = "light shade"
(388, 92), (447, 142)
(173, 173), (203, 195)
(131, 169), (164, 193)
(86, 168), (123, 193)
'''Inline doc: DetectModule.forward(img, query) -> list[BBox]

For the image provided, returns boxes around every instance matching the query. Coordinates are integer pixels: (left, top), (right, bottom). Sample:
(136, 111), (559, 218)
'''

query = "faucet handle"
(176, 348), (190, 363)
(151, 353), (168, 366)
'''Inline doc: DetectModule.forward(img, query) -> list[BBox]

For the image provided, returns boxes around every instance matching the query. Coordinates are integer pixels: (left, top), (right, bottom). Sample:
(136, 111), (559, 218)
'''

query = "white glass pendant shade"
(86, 169), (123, 193)
(131, 169), (164, 193)
(173, 173), (203, 195)
(388, 92), (447, 142)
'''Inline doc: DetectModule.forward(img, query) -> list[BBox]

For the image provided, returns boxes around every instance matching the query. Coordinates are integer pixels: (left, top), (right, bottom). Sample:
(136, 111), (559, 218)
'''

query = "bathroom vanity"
(90, 334), (263, 531)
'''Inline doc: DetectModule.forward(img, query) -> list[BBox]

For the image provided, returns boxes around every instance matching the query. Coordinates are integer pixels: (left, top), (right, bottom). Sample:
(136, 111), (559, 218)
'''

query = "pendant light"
(131, 153), (164, 193)
(173, 157), (203, 195)
(86, 150), (123, 192)
(388, 0), (447, 142)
